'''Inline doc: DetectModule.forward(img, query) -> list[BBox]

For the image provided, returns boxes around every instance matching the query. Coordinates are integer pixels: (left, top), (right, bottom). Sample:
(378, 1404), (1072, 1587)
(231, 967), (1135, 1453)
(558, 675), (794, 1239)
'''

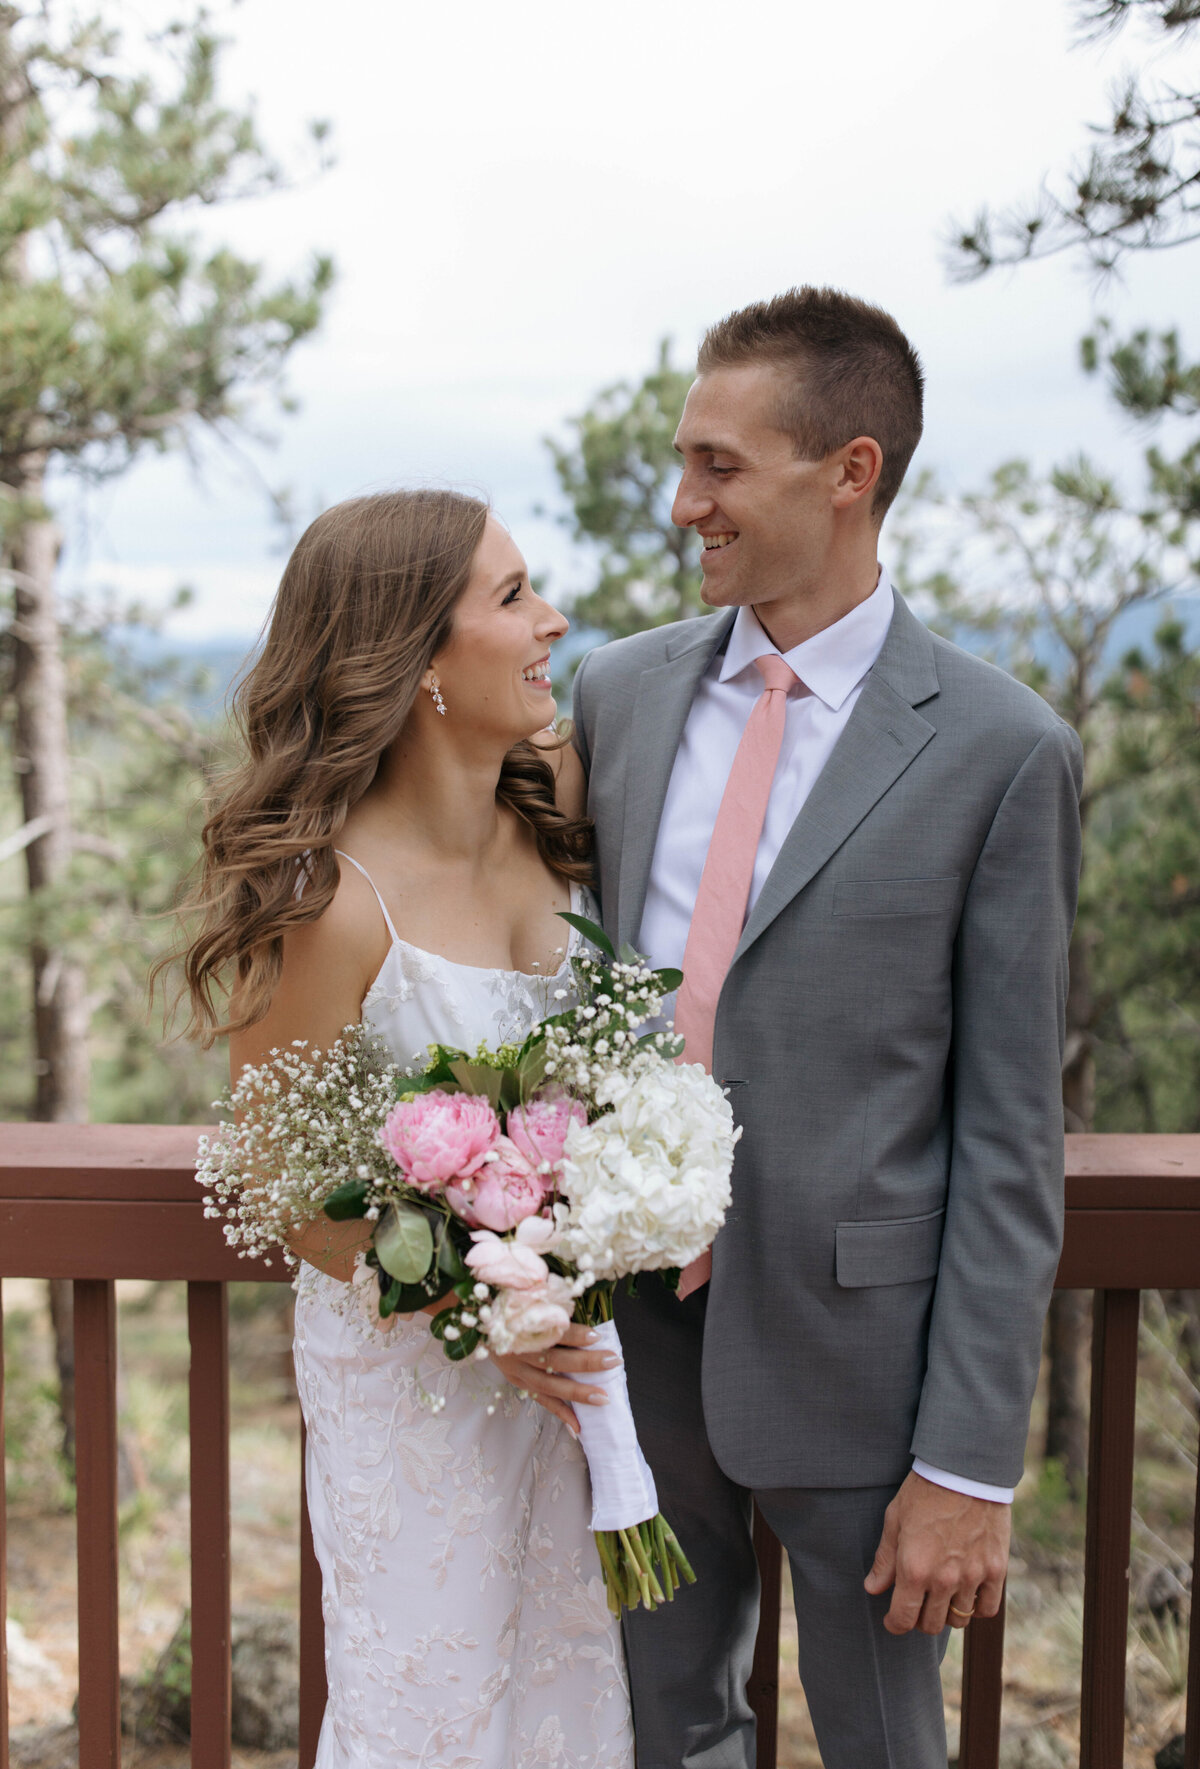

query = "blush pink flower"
(507, 1094), (588, 1186)
(483, 1273), (576, 1356)
(380, 1091), (500, 1193)
(465, 1219), (554, 1290)
(446, 1135), (543, 1230)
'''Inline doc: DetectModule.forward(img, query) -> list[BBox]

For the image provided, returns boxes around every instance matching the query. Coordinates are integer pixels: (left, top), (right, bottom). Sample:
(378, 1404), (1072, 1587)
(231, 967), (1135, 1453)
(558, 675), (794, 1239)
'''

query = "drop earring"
(427, 676), (447, 717)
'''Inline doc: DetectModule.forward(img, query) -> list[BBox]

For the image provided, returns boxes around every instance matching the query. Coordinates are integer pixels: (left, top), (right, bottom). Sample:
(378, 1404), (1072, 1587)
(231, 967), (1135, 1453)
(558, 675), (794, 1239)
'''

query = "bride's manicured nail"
(581, 1331), (598, 1343)
(585, 1392), (610, 1405)
(599, 1355), (621, 1369)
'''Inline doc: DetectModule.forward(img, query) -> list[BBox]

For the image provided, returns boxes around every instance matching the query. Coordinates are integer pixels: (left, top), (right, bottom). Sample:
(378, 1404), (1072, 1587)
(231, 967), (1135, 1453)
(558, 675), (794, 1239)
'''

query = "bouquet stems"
(594, 1517), (696, 1615)
(573, 1281), (696, 1614)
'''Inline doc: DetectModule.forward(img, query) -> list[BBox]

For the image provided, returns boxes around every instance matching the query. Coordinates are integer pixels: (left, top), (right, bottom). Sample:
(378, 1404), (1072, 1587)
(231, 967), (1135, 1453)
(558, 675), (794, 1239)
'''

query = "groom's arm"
(916, 716), (1083, 1481)
(867, 715), (1083, 1634)
(569, 649), (595, 778)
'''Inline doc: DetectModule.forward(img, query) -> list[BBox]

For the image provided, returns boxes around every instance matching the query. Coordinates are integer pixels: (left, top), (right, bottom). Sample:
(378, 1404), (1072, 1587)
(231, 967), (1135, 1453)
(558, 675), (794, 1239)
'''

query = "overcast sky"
(59, 0), (1199, 640)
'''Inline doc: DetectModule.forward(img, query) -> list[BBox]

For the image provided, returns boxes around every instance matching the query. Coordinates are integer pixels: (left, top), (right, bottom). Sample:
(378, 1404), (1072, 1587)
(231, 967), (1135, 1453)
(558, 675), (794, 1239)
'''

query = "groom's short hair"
(697, 287), (924, 518)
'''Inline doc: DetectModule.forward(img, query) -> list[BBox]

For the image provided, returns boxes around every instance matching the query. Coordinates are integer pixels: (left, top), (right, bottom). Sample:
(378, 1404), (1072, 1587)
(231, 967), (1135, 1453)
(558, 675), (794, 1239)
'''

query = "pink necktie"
(675, 652), (800, 1299)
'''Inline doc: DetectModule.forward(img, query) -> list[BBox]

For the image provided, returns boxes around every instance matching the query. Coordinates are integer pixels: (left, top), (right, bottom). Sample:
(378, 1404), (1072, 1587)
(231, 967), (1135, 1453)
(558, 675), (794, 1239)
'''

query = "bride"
(181, 489), (634, 1768)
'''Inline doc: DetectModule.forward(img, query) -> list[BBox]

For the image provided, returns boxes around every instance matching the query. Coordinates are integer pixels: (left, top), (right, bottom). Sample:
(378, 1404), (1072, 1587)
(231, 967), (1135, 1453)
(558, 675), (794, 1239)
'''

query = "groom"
(570, 287), (1082, 1768)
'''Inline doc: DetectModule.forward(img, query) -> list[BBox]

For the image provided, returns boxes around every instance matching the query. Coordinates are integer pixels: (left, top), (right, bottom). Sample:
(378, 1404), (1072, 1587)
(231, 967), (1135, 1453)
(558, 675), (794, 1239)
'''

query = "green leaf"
(323, 1180), (368, 1221)
(444, 1325), (481, 1361)
(377, 1278), (402, 1318)
(395, 1072), (456, 1101)
(374, 1202), (435, 1283)
(447, 1059), (504, 1108)
(515, 1038), (550, 1100)
(653, 967), (683, 992)
(618, 941), (642, 965)
(434, 1217), (470, 1282)
(558, 911), (615, 959)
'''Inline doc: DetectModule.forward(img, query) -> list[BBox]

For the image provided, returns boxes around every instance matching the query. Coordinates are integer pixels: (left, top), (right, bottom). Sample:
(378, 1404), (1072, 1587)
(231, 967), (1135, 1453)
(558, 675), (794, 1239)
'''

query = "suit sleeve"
(910, 718), (1084, 1487)
(570, 649), (594, 778)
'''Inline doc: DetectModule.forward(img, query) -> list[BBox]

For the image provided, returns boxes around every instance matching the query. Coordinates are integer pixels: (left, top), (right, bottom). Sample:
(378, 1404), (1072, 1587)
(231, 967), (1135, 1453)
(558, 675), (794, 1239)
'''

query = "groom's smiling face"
(671, 362), (849, 625)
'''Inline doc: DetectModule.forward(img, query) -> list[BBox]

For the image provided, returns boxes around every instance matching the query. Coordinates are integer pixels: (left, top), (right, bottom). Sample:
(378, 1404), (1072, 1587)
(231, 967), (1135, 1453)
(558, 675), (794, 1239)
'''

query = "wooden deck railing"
(2, 1128), (1200, 1769)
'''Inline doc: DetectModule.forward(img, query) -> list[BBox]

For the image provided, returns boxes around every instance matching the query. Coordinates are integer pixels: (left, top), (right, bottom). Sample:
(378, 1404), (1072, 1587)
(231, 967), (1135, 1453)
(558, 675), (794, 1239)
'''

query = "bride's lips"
(521, 653), (553, 691)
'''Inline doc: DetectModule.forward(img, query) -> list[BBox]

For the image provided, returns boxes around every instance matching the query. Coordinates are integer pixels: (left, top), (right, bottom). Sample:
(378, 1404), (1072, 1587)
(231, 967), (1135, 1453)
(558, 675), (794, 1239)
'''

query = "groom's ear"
(830, 436), (884, 517)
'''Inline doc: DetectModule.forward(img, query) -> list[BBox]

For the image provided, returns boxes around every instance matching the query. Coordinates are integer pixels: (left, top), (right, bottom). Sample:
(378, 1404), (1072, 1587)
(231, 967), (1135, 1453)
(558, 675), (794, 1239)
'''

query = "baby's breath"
(196, 1025), (400, 1267)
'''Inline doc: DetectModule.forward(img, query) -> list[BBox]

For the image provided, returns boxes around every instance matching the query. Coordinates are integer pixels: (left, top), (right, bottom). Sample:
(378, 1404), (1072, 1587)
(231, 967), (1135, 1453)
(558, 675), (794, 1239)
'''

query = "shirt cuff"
(911, 1458), (1014, 1505)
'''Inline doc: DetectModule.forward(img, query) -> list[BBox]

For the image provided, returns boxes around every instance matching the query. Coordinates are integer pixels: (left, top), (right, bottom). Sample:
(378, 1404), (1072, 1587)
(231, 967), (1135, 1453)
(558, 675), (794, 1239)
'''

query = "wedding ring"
(948, 1604), (975, 1620)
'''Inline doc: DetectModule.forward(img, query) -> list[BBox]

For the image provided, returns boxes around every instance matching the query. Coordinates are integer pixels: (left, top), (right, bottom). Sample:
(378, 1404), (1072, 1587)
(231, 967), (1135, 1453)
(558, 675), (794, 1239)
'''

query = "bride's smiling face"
(428, 515), (569, 743)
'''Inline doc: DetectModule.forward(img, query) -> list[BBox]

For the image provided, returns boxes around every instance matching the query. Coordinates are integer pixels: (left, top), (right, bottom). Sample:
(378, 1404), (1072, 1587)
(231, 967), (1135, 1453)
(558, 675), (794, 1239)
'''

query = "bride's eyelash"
(502, 582), (523, 605)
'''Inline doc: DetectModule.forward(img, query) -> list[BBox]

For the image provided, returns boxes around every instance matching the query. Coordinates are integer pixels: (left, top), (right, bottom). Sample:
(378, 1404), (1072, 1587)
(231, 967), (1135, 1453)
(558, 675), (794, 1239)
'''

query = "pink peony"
(507, 1093), (588, 1186)
(465, 1220), (554, 1290)
(446, 1135), (543, 1230)
(484, 1274), (576, 1356)
(380, 1091), (500, 1193)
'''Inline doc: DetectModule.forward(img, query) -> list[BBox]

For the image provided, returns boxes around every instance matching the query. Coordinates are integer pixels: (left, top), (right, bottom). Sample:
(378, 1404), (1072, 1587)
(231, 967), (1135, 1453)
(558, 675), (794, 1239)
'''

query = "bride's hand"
(489, 1325), (620, 1437)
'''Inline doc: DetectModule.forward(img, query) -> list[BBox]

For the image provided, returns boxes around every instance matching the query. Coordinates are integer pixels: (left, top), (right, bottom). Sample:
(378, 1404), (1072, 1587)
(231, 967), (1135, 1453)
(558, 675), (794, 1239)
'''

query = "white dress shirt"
(637, 566), (1014, 1506)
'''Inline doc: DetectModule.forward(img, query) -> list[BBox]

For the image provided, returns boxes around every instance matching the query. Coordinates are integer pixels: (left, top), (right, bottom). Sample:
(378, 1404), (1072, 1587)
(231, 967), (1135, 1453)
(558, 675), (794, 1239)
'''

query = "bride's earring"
(427, 676), (447, 717)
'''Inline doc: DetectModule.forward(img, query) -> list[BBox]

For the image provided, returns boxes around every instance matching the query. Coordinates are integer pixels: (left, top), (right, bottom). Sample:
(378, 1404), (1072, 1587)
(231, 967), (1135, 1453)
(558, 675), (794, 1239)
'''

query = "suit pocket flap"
(832, 875), (959, 919)
(835, 1207), (945, 1288)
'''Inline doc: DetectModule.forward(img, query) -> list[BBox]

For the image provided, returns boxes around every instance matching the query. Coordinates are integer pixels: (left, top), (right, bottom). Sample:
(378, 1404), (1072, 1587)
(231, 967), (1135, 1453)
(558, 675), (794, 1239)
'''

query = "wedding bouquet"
(198, 914), (740, 1613)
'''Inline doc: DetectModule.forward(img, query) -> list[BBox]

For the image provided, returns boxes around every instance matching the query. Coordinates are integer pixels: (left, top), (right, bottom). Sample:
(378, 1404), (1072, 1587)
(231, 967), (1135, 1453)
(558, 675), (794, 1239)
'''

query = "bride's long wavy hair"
(173, 488), (592, 1044)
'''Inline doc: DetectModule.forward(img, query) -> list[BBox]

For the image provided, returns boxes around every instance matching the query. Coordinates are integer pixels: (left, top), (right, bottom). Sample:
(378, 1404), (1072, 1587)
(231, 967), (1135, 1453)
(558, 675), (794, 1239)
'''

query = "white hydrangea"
(556, 1061), (740, 1282)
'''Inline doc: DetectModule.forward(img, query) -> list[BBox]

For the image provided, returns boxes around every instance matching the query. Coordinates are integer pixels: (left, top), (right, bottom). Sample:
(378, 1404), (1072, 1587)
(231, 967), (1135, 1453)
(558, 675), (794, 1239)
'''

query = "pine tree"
(0, 1), (332, 1464)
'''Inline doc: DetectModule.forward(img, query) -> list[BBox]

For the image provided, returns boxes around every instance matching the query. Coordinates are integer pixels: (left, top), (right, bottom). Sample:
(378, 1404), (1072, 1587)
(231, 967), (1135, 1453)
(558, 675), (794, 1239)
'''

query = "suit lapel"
(733, 593), (941, 963)
(616, 610), (735, 948)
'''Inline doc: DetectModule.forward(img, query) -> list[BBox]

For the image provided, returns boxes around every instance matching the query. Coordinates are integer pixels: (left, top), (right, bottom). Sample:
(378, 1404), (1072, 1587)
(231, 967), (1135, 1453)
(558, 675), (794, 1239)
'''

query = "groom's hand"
(863, 1471), (1010, 1635)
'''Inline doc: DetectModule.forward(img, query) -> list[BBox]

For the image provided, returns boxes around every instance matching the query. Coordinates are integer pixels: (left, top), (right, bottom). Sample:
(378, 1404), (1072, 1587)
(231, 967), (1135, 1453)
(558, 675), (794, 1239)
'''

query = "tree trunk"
(10, 459), (92, 1469)
(1044, 926), (1094, 1495)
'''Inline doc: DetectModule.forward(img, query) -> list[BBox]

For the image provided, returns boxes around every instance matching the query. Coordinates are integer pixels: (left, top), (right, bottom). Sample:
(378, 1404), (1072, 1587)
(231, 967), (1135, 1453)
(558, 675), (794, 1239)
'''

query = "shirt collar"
(718, 566), (896, 711)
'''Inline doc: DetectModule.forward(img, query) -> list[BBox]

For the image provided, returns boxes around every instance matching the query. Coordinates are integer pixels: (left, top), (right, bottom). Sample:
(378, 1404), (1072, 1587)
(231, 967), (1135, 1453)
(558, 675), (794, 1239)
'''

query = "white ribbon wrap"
(573, 1319), (659, 1531)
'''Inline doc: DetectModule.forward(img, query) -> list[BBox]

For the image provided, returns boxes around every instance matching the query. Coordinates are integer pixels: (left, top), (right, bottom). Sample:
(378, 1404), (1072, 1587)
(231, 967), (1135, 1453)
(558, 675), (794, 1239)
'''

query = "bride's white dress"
(292, 857), (634, 1769)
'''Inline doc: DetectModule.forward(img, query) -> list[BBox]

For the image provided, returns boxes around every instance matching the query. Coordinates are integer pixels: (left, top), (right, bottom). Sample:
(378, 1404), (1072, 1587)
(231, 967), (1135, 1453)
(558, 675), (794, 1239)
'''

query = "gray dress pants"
(616, 1277), (948, 1769)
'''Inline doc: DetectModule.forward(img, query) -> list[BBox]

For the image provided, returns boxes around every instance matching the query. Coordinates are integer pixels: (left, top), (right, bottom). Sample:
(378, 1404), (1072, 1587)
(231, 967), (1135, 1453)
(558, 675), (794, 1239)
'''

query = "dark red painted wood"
(188, 1282), (232, 1768)
(0, 1131), (1198, 1769)
(1079, 1290), (1140, 1769)
(0, 1121), (208, 1196)
(299, 1421), (327, 1769)
(1055, 1210), (1200, 1288)
(73, 1278), (121, 1768)
(0, 1201), (285, 1281)
(748, 1506), (781, 1764)
(959, 1592), (1006, 1769)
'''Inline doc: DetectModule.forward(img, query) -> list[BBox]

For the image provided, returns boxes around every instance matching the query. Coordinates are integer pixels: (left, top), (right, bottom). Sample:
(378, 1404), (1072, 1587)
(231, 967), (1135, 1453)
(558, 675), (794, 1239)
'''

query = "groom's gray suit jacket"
(572, 592), (1083, 1492)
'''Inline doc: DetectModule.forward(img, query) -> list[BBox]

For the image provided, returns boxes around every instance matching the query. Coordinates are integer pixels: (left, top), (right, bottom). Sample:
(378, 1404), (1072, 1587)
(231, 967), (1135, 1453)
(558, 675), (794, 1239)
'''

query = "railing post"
(188, 1282), (232, 1769)
(1, 1280), (10, 1769)
(298, 1420), (327, 1769)
(748, 1508), (781, 1769)
(959, 1588), (1006, 1769)
(73, 1277), (122, 1768)
(1079, 1288), (1139, 1769)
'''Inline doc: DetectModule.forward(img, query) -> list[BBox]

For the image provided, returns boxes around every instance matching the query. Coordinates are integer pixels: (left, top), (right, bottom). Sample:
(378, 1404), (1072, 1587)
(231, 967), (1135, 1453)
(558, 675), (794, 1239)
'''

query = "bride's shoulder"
(282, 856), (390, 998)
(531, 726), (586, 821)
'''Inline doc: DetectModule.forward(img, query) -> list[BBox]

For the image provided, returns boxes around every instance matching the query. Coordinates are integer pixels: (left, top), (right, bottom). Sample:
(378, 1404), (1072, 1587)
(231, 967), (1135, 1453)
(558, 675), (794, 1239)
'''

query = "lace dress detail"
(292, 868), (632, 1768)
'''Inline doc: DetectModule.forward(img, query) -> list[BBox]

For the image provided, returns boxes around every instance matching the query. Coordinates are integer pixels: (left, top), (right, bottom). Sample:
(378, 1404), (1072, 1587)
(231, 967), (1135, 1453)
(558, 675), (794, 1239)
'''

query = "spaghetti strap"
(335, 849), (401, 947)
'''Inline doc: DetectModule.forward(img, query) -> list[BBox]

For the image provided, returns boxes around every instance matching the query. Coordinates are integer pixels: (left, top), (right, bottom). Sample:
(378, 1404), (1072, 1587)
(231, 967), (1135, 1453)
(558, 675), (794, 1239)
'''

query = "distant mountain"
(120, 596), (1200, 721)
